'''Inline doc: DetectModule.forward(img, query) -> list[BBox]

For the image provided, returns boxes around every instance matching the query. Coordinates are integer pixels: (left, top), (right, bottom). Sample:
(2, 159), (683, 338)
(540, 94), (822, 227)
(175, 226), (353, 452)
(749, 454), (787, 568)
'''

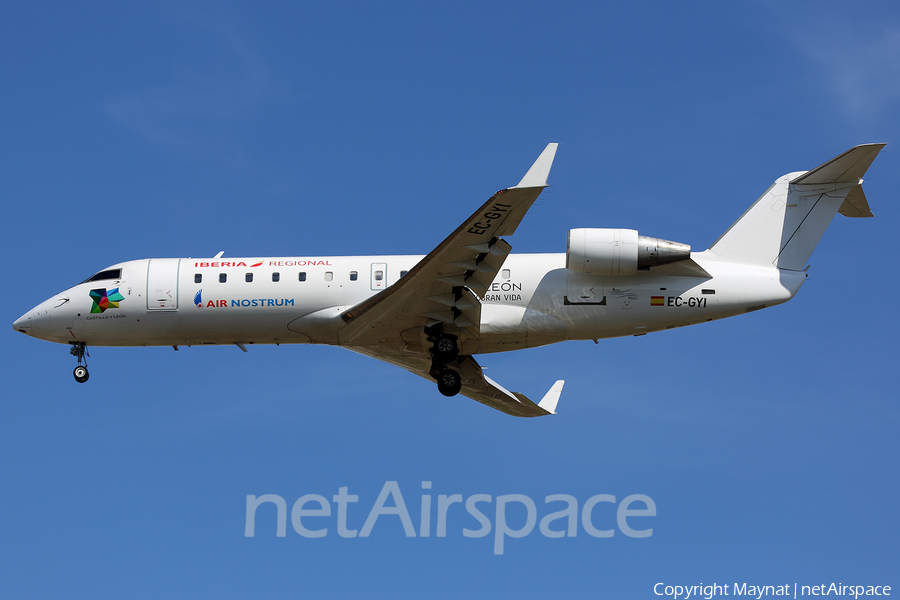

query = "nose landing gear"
(73, 365), (89, 383)
(70, 342), (89, 383)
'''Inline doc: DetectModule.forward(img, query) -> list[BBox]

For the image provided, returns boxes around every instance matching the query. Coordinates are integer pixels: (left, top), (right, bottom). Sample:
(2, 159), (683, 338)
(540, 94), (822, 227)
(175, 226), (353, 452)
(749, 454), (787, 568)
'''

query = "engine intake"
(566, 228), (691, 276)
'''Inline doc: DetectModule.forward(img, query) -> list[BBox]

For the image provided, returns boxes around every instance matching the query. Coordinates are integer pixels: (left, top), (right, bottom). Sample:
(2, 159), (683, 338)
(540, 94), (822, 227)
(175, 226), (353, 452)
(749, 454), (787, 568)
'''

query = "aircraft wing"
(338, 143), (558, 347)
(349, 346), (564, 417)
(337, 143), (561, 416)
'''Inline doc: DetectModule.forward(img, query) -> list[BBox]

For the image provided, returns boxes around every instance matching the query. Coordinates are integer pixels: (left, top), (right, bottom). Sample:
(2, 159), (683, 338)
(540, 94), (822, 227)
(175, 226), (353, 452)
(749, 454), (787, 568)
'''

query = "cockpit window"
(82, 269), (121, 284)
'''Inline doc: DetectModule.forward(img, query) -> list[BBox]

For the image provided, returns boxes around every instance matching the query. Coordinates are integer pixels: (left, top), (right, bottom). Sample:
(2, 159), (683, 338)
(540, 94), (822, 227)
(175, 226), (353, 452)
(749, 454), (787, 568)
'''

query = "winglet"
(514, 143), (559, 189)
(537, 380), (565, 414)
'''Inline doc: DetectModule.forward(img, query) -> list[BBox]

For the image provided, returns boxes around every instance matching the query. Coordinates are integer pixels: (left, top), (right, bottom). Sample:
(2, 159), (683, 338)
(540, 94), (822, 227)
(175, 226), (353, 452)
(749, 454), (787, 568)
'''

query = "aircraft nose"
(13, 312), (33, 334)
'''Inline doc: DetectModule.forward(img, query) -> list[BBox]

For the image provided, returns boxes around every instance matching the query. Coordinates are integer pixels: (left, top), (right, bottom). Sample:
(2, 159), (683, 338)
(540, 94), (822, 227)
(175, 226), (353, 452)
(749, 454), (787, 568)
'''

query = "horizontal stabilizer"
(790, 143), (885, 184)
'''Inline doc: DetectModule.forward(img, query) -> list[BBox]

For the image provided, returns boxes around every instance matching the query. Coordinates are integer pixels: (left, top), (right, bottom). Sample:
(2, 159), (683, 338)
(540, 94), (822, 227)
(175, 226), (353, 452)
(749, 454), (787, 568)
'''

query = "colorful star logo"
(89, 288), (125, 313)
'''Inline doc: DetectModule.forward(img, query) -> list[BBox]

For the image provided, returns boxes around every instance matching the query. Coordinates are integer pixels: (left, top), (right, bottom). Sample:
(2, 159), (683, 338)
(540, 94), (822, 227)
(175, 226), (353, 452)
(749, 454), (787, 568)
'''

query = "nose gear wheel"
(69, 342), (90, 383)
(73, 365), (89, 383)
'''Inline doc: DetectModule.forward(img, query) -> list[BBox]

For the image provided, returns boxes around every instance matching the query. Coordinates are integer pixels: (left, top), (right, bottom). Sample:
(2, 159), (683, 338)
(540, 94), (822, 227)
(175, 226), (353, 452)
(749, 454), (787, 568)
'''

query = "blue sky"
(2, 2), (898, 598)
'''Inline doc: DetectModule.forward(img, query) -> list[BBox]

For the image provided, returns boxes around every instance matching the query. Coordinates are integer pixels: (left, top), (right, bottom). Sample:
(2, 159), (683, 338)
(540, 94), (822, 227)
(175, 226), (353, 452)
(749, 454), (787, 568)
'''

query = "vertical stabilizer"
(707, 144), (884, 270)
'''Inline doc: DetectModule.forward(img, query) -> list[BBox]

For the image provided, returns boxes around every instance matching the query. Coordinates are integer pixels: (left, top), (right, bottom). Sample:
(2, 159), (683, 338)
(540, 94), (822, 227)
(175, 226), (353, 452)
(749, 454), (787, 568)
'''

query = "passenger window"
(400, 270), (408, 278)
(325, 272), (333, 281)
(245, 273), (253, 283)
(272, 272), (280, 282)
(375, 270), (383, 281)
(195, 274), (202, 284)
(299, 272), (307, 282)
(350, 271), (358, 281)
(219, 273), (227, 283)
(501, 269), (510, 279)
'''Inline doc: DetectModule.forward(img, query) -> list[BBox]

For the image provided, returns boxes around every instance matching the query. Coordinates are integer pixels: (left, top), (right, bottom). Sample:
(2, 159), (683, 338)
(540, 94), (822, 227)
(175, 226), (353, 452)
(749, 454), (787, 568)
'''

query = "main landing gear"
(426, 324), (462, 397)
(70, 342), (89, 383)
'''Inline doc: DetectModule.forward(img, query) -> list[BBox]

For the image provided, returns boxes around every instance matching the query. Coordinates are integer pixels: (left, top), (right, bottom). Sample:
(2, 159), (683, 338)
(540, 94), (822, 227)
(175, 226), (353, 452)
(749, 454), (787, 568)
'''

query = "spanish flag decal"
(650, 296), (665, 306)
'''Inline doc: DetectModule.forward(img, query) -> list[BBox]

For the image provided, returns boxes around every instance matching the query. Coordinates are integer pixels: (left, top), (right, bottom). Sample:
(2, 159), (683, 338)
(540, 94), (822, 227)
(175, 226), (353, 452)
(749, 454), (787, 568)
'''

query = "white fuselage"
(14, 252), (806, 353)
(11, 143), (879, 415)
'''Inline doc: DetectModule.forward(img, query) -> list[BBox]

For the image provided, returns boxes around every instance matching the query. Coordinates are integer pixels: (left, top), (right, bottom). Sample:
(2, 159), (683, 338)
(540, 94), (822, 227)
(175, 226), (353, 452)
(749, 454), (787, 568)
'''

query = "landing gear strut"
(70, 342), (89, 383)
(426, 324), (462, 396)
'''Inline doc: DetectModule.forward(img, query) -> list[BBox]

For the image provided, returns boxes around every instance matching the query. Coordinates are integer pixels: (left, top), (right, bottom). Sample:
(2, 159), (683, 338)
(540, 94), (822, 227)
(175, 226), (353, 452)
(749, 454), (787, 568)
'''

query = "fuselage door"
(371, 262), (387, 291)
(146, 259), (180, 310)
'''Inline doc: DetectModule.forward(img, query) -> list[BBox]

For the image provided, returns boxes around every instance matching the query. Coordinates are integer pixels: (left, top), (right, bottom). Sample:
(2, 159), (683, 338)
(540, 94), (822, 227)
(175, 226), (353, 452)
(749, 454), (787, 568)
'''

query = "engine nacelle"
(566, 228), (691, 275)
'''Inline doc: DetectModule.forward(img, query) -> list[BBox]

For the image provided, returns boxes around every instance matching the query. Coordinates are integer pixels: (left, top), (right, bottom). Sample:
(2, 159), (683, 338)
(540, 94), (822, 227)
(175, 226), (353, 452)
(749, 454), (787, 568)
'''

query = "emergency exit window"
(374, 270), (383, 281)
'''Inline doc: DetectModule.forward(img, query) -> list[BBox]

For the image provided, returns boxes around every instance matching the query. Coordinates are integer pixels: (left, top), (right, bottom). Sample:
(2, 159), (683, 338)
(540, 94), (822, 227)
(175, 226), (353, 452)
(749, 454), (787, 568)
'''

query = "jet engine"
(566, 228), (691, 276)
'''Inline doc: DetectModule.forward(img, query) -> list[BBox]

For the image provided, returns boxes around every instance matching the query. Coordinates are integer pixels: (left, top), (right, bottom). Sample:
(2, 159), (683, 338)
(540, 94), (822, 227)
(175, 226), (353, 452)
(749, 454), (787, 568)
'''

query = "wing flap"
(350, 347), (562, 417)
(456, 357), (563, 417)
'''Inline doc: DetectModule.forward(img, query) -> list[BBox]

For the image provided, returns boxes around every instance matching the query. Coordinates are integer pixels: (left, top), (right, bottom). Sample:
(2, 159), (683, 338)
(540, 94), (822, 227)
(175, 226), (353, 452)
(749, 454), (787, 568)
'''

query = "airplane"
(13, 143), (884, 417)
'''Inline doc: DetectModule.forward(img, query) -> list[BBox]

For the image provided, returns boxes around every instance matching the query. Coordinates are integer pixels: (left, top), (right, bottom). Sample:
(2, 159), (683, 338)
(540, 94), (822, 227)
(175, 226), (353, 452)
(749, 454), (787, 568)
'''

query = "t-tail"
(705, 144), (885, 270)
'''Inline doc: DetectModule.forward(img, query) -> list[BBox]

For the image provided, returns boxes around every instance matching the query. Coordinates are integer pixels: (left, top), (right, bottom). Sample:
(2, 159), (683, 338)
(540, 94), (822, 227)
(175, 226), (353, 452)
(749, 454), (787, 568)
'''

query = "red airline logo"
(193, 260), (333, 268)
